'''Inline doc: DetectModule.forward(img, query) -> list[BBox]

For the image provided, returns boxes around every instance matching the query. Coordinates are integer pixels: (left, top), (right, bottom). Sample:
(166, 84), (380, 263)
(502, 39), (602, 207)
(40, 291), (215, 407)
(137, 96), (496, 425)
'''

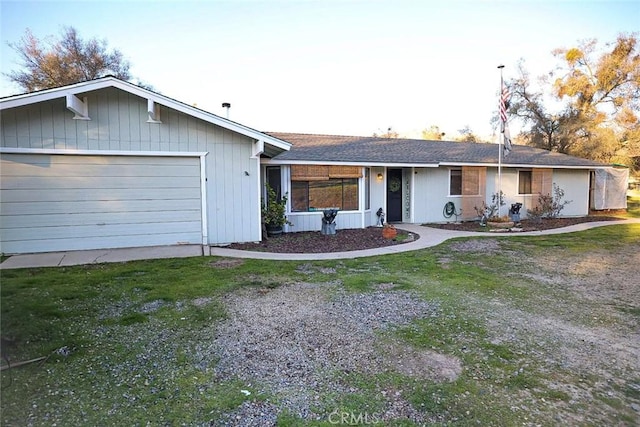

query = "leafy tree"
(5, 27), (131, 92)
(421, 125), (445, 140)
(506, 33), (640, 168)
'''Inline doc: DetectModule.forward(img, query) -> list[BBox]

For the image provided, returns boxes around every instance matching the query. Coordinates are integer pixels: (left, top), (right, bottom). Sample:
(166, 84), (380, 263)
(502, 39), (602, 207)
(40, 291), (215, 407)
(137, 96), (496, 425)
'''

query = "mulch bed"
(427, 215), (622, 232)
(227, 216), (623, 253)
(228, 227), (415, 253)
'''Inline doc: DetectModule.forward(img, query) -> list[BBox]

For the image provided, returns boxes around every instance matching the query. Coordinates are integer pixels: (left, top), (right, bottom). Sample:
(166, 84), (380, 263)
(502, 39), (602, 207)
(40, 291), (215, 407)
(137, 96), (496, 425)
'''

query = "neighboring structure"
(0, 77), (289, 254)
(264, 133), (619, 233)
(0, 78), (625, 254)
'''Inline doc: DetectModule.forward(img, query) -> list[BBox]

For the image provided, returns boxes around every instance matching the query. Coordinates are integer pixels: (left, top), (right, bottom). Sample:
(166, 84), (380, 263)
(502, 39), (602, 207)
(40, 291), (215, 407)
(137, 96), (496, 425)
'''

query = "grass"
(627, 194), (640, 218)
(1, 224), (639, 426)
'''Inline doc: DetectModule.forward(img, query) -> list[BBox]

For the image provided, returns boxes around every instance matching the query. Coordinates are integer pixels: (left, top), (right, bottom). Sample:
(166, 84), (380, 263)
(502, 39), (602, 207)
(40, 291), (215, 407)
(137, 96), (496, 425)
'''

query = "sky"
(0, 0), (638, 140)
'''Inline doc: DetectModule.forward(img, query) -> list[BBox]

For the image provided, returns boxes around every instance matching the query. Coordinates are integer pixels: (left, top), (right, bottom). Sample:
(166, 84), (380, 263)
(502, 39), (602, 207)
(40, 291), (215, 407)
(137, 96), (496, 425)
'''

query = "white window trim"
(518, 169), (534, 195)
(448, 168), (463, 197)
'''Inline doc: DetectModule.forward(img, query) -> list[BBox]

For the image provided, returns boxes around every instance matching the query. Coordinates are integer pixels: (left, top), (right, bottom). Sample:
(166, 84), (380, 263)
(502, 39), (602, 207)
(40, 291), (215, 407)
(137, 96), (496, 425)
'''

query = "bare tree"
(5, 27), (131, 92)
(455, 125), (483, 142)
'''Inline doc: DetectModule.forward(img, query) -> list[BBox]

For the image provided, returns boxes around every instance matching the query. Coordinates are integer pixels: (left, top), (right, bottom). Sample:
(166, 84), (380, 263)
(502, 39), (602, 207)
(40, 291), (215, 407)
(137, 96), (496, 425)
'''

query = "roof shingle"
(267, 132), (607, 168)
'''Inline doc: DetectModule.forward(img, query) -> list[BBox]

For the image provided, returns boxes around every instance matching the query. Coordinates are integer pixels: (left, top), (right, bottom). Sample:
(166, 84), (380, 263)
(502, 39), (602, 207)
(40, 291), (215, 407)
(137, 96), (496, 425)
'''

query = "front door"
(386, 168), (403, 222)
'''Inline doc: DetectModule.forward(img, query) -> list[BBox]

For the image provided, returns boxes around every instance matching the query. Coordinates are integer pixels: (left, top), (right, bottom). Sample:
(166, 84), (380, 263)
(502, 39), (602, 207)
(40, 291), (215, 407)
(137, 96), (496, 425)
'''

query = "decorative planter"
(265, 224), (283, 237)
(487, 221), (515, 229)
(382, 225), (397, 239)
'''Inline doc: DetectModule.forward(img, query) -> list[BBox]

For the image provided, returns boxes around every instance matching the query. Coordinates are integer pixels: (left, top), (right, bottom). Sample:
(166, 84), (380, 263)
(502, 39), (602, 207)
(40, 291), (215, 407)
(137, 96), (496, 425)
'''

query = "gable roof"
(266, 132), (609, 169)
(0, 76), (291, 155)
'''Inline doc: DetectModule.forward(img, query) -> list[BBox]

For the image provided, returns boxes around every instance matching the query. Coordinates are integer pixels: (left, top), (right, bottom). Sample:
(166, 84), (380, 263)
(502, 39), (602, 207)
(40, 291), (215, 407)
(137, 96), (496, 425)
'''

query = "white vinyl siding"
(0, 89), (217, 153)
(1, 87), (265, 247)
(0, 153), (202, 254)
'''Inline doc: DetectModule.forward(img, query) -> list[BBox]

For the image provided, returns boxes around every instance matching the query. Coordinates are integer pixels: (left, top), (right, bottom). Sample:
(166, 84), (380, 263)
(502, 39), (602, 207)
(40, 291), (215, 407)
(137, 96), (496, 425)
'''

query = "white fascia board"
(0, 77), (291, 152)
(263, 159), (439, 168)
(0, 79), (114, 109)
(439, 161), (606, 170)
(0, 147), (207, 157)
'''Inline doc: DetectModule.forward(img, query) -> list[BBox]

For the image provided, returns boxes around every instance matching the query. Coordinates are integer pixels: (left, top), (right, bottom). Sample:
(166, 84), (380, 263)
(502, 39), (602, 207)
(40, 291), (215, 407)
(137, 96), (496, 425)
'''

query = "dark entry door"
(386, 169), (403, 222)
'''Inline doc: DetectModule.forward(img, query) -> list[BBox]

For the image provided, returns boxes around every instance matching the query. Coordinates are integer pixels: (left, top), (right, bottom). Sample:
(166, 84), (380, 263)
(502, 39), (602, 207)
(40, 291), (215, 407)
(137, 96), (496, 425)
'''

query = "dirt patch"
(191, 297), (214, 307)
(383, 342), (462, 382)
(465, 237), (640, 425)
(296, 263), (337, 275)
(448, 239), (501, 253)
(208, 258), (244, 269)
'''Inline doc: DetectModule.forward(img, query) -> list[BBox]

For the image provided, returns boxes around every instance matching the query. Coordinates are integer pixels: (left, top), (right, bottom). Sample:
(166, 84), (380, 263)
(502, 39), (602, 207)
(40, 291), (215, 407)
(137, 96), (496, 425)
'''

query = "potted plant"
(474, 191), (513, 228)
(261, 184), (292, 237)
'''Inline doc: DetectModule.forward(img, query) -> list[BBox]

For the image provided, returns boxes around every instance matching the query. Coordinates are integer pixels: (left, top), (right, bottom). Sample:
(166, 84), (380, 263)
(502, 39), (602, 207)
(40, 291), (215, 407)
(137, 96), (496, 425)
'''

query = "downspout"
(360, 167), (366, 229)
(199, 153), (210, 255)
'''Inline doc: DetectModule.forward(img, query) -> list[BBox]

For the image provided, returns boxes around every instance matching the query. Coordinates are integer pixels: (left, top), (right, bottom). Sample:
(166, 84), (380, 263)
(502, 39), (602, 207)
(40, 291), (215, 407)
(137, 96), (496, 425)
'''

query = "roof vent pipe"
(222, 102), (231, 119)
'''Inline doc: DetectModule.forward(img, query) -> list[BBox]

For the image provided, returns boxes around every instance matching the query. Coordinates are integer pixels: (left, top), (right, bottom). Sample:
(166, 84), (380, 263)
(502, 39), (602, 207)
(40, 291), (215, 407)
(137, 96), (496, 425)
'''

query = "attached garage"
(0, 151), (205, 254)
(0, 76), (290, 254)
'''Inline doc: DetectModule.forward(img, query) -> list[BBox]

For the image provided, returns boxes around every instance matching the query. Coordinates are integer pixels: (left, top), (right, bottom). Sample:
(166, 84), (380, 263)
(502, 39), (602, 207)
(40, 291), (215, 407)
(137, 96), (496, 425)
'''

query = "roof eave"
(265, 159), (610, 169)
(439, 161), (608, 169)
(0, 77), (291, 152)
(264, 159), (440, 167)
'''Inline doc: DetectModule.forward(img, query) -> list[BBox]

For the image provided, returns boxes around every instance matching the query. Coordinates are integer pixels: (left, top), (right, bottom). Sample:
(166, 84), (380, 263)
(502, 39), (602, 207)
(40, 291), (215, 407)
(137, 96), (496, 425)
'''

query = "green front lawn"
(2, 224), (639, 426)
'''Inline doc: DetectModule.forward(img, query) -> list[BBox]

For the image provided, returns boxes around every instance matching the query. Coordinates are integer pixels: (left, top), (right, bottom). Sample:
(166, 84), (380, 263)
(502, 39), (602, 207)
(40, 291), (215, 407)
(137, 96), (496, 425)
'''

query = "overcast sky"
(1, 0), (638, 140)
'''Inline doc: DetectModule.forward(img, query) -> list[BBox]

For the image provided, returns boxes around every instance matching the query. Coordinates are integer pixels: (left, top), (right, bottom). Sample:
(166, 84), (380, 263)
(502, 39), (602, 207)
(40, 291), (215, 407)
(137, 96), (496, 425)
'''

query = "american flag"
(499, 77), (509, 124)
(503, 120), (512, 156)
(500, 77), (512, 156)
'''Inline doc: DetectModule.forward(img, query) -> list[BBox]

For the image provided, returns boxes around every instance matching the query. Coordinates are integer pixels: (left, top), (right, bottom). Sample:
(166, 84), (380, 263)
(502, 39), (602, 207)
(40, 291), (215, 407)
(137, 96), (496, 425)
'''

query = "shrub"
(261, 184), (292, 227)
(527, 183), (572, 221)
(474, 191), (506, 225)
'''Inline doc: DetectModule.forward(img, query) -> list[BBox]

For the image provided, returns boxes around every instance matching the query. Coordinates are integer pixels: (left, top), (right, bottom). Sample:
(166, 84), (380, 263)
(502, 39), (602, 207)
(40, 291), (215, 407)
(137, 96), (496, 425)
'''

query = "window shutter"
(462, 167), (480, 195)
(328, 166), (362, 178)
(532, 168), (552, 195)
(461, 166), (486, 220)
(291, 165), (330, 181)
(291, 165), (362, 180)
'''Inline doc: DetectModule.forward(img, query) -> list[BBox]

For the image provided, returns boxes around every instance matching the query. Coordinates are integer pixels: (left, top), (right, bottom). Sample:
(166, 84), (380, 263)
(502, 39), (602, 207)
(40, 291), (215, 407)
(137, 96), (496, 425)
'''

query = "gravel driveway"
(196, 235), (640, 426)
(194, 279), (460, 425)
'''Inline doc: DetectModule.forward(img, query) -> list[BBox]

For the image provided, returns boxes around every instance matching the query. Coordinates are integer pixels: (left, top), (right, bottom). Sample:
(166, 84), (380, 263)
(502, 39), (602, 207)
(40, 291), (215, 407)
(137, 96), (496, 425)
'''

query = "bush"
(261, 184), (292, 227)
(474, 191), (505, 225)
(527, 183), (572, 221)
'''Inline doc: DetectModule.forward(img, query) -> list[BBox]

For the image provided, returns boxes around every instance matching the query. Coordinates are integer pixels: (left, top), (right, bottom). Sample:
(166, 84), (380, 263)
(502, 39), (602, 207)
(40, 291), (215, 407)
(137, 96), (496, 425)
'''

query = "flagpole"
(497, 64), (504, 218)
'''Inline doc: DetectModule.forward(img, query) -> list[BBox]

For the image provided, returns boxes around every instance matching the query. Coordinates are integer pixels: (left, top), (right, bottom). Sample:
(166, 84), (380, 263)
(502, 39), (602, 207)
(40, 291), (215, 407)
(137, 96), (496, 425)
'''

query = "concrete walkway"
(1, 219), (637, 269)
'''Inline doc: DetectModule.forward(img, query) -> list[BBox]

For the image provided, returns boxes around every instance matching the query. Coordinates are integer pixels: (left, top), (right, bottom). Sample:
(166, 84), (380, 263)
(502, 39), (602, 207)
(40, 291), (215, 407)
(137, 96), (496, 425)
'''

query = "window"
(449, 169), (462, 196)
(519, 170), (533, 194)
(266, 166), (282, 200)
(290, 165), (363, 212)
(291, 178), (359, 212)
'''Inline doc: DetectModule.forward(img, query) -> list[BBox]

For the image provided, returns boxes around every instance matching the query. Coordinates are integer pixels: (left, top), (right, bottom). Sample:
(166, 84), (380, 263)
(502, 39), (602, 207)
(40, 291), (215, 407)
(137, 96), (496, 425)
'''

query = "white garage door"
(0, 153), (203, 254)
